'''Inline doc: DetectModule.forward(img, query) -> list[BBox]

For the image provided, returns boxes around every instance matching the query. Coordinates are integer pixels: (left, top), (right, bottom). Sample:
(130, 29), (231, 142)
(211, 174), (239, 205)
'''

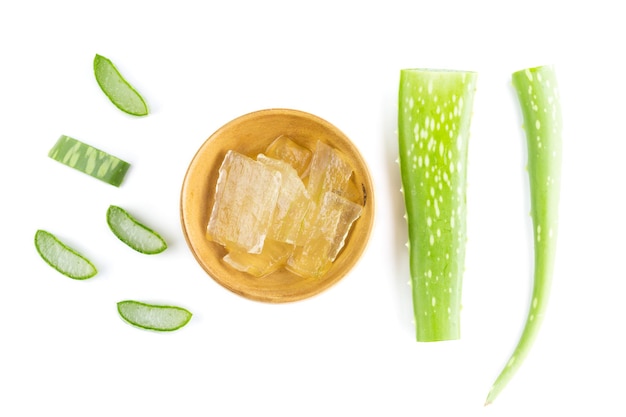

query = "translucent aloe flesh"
(398, 69), (477, 342)
(106, 205), (167, 254)
(486, 65), (562, 404)
(48, 135), (131, 187)
(117, 300), (192, 332)
(93, 54), (149, 116)
(34, 230), (97, 279)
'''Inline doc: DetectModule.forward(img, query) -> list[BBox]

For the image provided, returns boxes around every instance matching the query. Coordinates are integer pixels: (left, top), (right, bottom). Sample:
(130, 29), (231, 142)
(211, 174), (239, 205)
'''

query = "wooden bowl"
(180, 109), (374, 303)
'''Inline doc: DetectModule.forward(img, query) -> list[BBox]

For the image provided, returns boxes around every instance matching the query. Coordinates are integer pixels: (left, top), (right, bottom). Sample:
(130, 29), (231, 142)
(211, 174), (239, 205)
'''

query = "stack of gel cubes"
(206, 135), (363, 279)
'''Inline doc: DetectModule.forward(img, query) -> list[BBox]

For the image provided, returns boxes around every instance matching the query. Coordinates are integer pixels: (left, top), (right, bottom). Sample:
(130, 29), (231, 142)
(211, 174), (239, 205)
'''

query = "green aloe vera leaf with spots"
(398, 69), (478, 342)
(486, 65), (562, 405)
(48, 135), (131, 187)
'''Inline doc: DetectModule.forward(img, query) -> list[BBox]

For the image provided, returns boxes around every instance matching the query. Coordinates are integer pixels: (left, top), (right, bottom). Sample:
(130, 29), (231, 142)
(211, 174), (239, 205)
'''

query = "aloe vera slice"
(485, 65), (562, 404)
(93, 54), (149, 116)
(34, 230), (97, 279)
(398, 69), (478, 342)
(117, 300), (192, 331)
(106, 205), (167, 254)
(48, 135), (131, 187)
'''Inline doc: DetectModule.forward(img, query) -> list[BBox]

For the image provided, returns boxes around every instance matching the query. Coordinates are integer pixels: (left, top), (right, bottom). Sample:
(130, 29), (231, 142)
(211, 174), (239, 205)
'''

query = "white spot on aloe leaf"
(524, 69), (533, 81)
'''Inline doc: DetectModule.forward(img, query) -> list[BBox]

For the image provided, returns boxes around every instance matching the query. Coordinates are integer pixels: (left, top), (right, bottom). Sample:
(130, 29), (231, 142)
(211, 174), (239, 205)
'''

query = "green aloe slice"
(93, 54), (149, 116)
(117, 300), (192, 331)
(48, 135), (131, 187)
(106, 205), (167, 254)
(34, 230), (97, 279)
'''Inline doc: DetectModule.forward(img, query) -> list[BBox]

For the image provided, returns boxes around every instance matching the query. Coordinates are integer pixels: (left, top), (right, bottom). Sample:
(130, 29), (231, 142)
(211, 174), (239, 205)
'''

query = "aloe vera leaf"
(93, 54), (149, 116)
(106, 205), (167, 254)
(117, 300), (192, 332)
(48, 135), (131, 187)
(34, 230), (97, 279)
(485, 65), (562, 404)
(398, 69), (478, 342)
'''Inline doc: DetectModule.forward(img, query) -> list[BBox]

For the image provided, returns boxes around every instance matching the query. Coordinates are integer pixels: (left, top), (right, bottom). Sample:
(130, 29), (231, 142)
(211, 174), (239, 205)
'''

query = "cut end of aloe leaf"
(106, 205), (167, 254)
(117, 300), (192, 331)
(34, 230), (97, 280)
(94, 54), (149, 117)
(48, 135), (131, 187)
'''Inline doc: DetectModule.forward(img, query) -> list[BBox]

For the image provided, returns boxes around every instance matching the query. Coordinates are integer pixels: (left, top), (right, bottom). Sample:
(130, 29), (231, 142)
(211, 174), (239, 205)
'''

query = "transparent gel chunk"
(207, 150), (281, 253)
(257, 154), (314, 244)
(326, 193), (363, 261)
(335, 174), (364, 205)
(224, 239), (294, 277)
(264, 135), (312, 177)
(287, 191), (362, 278)
(306, 141), (353, 203)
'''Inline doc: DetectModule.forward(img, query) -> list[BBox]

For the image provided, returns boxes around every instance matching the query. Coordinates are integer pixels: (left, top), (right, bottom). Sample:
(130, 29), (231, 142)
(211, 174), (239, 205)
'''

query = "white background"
(1, 1), (624, 416)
